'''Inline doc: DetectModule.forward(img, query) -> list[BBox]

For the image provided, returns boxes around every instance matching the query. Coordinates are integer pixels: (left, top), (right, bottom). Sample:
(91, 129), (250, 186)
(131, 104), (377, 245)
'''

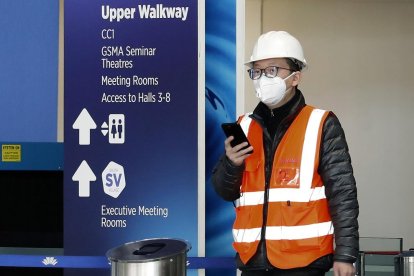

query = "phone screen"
(221, 123), (253, 153)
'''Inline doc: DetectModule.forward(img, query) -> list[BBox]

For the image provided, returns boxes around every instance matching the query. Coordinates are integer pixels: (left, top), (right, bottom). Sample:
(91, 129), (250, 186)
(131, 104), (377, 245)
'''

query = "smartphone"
(221, 122), (253, 153)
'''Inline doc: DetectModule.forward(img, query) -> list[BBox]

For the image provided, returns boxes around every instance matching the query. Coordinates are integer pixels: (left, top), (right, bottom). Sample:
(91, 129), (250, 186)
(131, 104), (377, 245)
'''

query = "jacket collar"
(251, 89), (306, 126)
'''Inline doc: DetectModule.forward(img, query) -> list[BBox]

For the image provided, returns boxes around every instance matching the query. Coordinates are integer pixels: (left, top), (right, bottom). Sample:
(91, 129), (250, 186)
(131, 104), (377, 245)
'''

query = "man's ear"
(292, 71), (301, 86)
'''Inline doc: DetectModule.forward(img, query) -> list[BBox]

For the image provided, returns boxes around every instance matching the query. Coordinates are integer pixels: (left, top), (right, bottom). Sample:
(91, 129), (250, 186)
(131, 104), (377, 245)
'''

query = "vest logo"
(42, 257), (58, 266)
(102, 161), (126, 198)
(280, 158), (298, 164)
(276, 167), (299, 187)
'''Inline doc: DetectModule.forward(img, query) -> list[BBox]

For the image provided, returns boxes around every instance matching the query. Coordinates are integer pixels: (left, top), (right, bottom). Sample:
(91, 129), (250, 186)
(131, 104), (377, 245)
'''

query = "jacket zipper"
(260, 120), (284, 242)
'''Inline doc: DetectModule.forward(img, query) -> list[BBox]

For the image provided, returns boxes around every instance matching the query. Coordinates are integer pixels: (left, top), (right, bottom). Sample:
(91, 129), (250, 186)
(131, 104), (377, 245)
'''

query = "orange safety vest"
(232, 105), (334, 269)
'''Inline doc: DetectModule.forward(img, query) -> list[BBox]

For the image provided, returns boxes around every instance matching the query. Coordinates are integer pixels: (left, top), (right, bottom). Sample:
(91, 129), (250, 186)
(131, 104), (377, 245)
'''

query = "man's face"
(253, 58), (300, 87)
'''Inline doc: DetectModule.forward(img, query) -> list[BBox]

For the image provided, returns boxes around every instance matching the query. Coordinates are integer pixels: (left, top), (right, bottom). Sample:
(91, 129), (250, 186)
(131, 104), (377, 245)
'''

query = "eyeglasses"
(247, 66), (292, 80)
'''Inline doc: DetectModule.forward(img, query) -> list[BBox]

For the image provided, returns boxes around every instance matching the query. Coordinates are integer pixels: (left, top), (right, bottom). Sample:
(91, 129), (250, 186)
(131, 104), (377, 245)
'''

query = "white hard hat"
(246, 31), (307, 69)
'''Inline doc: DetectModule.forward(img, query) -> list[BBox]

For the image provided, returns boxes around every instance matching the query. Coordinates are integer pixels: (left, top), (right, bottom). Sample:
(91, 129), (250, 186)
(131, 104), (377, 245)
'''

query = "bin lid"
(397, 251), (414, 258)
(106, 238), (191, 263)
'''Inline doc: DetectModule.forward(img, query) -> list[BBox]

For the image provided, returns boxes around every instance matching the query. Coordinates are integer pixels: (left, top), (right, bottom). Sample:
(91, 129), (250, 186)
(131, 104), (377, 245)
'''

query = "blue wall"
(0, 0), (59, 142)
(205, 0), (237, 275)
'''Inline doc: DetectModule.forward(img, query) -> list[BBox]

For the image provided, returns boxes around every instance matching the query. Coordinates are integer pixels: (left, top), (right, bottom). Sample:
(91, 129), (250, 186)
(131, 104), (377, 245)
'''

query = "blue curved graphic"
(205, 0), (237, 275)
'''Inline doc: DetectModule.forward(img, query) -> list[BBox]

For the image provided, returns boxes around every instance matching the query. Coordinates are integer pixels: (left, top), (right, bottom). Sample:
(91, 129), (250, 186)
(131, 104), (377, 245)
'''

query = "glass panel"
(359, 237), (403, 253)
(358, 237), (402, 276)
(327, 237), (403, 275)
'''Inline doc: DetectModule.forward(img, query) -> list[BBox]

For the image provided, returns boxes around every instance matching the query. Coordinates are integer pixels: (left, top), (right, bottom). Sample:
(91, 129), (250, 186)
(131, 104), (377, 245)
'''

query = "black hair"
(286, 58), (303, 72)
(286, 58), (301, 89)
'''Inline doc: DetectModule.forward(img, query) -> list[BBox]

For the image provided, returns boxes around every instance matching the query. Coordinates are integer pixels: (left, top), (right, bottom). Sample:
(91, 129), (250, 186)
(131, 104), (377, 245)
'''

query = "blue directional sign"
(64, 1), (199, 275)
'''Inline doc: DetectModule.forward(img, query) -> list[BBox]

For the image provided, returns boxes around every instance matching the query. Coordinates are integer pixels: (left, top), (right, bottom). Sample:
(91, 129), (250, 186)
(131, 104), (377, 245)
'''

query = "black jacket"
(212, 90), (359, 271)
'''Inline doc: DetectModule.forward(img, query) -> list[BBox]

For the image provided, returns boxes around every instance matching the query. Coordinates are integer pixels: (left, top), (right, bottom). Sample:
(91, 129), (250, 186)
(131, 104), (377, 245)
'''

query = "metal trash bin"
(107, 238), (191, 276)
(395, 251), (414, 275)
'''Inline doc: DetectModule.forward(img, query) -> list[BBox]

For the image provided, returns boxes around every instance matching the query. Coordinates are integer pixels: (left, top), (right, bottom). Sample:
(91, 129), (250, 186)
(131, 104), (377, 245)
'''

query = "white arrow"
(72, 108), (97, 145)
(72, 160), (96, 197)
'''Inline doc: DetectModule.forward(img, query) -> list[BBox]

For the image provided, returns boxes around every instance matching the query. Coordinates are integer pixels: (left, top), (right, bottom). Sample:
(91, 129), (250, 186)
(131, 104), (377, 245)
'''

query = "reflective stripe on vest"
(233, 221), (333, 242)
(232, 106), (334, 269)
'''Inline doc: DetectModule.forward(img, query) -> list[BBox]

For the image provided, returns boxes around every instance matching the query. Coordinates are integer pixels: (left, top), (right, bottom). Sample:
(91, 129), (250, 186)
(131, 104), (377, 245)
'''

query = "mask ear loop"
(282, 71), (299, 95)
(283, 71), (297, 81)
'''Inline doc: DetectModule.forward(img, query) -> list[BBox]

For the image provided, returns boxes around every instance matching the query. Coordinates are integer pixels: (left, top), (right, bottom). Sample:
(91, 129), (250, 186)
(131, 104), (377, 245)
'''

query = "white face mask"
(253, 72), (296, 107)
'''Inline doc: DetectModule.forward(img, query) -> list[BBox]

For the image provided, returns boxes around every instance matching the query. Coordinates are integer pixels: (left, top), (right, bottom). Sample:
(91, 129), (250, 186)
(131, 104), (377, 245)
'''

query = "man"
(212, 31), (359, 276)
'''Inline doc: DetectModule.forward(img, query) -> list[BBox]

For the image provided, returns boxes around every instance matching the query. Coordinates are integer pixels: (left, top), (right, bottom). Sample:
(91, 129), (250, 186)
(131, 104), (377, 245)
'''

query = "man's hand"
(224, 136), (253, 166)
(333, 261), (355, 276)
